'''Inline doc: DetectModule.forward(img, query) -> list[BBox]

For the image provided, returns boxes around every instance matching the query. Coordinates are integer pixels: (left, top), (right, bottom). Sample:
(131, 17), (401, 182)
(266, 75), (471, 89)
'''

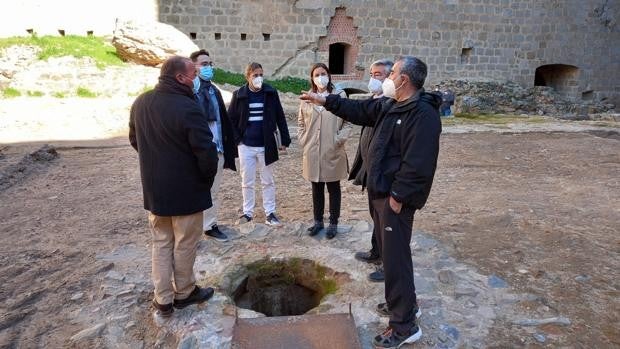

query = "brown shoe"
(173, 286), (214, 309)
(152, 299), (173, 317)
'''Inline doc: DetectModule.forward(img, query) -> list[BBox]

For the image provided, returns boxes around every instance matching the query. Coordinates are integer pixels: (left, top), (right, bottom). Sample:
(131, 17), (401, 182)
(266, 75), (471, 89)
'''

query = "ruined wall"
(159, 0), (619, 105)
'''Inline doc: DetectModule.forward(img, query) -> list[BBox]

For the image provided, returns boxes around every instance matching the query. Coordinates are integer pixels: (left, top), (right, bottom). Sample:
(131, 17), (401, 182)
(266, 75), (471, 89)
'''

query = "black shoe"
(373, 325), (422, 348)
(237, 214), (252, 224)
(326, 224), (338, 239)
(376, 302), (421, 319)
(307, 222), (324, 236)
(173, 286), (214, 309)
(152, 299), (173, 317)
(204, 225), (228, 242)
(265, 212), (282, 226)
(354, 251), (381, 264)
(368, 267), (384, 282)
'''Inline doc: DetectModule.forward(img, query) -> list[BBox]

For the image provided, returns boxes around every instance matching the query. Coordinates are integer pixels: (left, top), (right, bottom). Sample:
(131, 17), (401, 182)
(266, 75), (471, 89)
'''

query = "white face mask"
(313, 75), (329, 90)
(251, 76), (263, 90)
(368, 77), (383, 95)
(382, 78), (396, 99)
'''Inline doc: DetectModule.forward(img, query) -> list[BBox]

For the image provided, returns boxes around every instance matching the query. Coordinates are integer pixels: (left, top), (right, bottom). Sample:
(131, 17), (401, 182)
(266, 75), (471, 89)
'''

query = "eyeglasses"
(197, 62), (214, 67)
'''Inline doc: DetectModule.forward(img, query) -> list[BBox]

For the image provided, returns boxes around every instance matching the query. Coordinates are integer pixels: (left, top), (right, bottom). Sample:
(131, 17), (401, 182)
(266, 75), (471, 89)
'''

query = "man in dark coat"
(301, 56), (441, 348)
(129, 56), (219, 318)
(190, 49), (238, 242)
(350, 58), (393, 283)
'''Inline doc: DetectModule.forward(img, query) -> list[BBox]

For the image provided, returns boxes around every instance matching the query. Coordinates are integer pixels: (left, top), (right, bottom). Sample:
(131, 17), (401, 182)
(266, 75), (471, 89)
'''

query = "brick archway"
(318, 7), (362, 80)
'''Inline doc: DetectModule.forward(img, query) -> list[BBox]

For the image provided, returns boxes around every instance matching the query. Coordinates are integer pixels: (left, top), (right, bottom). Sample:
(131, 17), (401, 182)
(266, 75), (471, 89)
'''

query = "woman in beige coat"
(298, 63), (351, 239)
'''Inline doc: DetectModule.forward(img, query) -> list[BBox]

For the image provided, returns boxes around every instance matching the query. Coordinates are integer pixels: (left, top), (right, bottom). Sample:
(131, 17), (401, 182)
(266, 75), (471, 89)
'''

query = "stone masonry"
(159, 0), (619, 106)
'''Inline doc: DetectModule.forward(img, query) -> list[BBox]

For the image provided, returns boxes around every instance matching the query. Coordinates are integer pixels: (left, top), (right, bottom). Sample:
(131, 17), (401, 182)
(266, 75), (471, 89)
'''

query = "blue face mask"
(199, 66), (214, 81)
(192, 77), (200, 93)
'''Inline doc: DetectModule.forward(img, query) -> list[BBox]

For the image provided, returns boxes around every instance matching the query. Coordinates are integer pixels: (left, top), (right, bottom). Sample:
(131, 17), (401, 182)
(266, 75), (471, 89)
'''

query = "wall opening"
(241, 33), (247, 41)
(189, 32), (197, 40)
(329, 43), (348, 74)
(58, 29), (65, 36)
(214, 33), (221, 40)
(263, 33), (271, 41)
(460, 48), (472, 64)
(318, 7), (363, 80)
(86, 30), (93, 36)
(26, 28), (34, 34)
(534, 64), (580, 97)
(581, 90), (594, 101)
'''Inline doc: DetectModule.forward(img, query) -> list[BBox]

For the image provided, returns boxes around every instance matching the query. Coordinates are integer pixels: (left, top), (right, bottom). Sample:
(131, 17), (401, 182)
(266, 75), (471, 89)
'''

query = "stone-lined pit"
(231, 258), (340, 317)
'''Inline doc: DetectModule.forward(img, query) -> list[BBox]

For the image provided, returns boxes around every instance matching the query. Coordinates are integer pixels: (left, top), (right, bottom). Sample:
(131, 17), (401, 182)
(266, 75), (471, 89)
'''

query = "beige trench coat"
(297, 91), (351, 182)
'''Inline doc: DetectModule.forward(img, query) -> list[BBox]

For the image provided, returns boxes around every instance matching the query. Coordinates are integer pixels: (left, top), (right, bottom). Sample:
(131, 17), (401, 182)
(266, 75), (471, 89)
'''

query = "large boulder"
(112, 19), (198, 66)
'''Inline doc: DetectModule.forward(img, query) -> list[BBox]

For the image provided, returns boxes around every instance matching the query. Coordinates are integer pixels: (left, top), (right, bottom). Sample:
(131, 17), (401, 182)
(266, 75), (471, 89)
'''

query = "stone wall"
(158, 0), (619, 106)
(1, 0), (617, 106)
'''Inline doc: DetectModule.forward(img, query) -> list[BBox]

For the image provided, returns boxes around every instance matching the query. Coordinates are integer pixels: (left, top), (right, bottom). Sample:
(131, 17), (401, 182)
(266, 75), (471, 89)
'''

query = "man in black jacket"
(190, 49), (238, 242)
(350, 59), (393, 283)
(129, 56), (219, 318)
(301, 56), (441, 348)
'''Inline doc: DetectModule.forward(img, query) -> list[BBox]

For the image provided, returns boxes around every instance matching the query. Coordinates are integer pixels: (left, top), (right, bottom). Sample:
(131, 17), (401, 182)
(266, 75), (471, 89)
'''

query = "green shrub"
(0, 35), (123, 68)
(76, 87), (97, 98)
(212, 68), (309, 94)
(27, 90), (44, 97)
(2, 88), (21, 98)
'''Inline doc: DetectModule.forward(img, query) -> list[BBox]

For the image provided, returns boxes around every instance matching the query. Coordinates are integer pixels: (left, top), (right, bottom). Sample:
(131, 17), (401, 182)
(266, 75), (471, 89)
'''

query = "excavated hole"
(232, 258), (340, 317)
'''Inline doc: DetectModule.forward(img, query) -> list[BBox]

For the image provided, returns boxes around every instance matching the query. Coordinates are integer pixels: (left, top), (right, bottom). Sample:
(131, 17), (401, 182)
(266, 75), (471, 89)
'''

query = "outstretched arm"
(300, 91), (384, 127)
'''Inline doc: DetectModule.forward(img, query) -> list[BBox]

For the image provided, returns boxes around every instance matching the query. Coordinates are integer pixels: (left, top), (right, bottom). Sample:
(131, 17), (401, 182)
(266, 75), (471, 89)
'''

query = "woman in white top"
(297, 63), (351, 239)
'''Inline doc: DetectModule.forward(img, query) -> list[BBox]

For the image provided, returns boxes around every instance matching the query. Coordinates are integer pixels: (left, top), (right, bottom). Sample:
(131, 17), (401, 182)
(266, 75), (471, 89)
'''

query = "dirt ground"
(0, 123), (619, 347)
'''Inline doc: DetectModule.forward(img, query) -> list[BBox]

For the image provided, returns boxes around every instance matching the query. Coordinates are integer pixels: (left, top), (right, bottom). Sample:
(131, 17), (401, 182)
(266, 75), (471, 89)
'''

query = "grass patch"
(76, 87), (97, 98)
(27, 90), (44, 97)
(0, 35), (123, 68)
(2, 87), (21, 98)
(52, 91), (67, 98)
(442, 113), (547, 126)
(212, 68), (309, 94)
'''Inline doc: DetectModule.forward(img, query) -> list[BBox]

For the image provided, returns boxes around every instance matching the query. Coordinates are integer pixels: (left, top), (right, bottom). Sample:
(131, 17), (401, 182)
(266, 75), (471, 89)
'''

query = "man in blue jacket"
(301, 56), (441, 348)
(129, 56), (219, 318)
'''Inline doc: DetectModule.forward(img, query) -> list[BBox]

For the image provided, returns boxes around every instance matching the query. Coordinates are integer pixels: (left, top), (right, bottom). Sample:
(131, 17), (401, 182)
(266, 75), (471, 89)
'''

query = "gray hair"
(397, 56), (427, 89)
(370, 59), (394, 75)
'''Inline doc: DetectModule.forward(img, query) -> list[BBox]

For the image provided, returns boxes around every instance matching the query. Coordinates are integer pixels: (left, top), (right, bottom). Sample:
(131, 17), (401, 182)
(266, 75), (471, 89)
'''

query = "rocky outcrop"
(112, 19), (198, 66)
(438, 80), (615, 119)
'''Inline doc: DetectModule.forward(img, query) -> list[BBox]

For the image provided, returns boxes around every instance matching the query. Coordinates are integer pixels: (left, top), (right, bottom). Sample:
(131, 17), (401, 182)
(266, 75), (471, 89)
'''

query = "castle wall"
(159, 0), (619, 105)
(0, 0), (617, 105)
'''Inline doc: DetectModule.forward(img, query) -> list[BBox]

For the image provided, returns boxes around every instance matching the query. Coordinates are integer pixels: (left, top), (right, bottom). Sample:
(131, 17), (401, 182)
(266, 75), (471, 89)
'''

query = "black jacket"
(195, 79), (238, 171)
(227, 83), (291, 166)
(129, 77), (219, 216)
(325, 89), (442, 209)
(348, 96), (389, 187)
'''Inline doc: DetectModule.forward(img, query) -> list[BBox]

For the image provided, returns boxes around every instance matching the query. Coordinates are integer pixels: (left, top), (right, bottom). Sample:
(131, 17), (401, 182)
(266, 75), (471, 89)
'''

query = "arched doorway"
(328, 43), (349, 74)
(534, 64), (580, 98)
(318, 7), (362, 80)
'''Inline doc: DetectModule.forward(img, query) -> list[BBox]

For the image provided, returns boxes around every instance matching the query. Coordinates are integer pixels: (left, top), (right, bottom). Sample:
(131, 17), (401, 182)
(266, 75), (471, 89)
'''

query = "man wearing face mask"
(129, 56), (219, 317)
(190, 49), (238, 242)
(228, 62), (291, 226)
(300, 56), (441, 348)
(350, 59), (393, 282)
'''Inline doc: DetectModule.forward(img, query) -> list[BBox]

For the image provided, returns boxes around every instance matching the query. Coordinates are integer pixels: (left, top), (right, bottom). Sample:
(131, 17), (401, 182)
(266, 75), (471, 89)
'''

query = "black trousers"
(371, 196), (417, 334)
(368, 194), (380, 257)
(311, 181), (341, 225)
